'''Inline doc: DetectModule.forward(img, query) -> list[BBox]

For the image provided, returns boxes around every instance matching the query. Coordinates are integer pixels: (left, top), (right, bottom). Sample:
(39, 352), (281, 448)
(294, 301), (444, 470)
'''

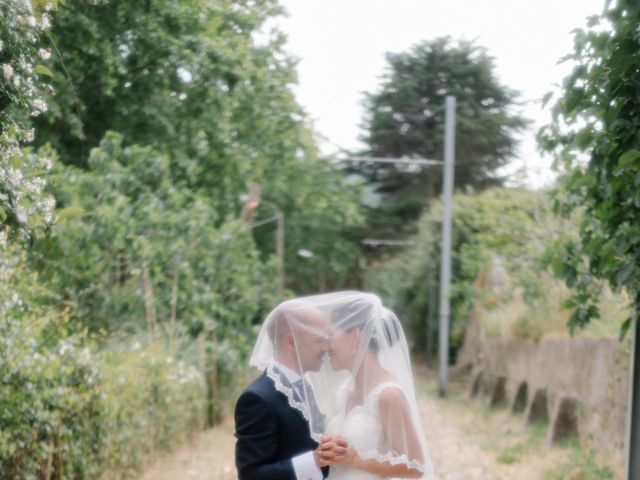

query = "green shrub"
(365, 188), (627, 351)
(98, 338), (206, 478)
(0, 248), (207, 479)
(0, 247), (103, 479)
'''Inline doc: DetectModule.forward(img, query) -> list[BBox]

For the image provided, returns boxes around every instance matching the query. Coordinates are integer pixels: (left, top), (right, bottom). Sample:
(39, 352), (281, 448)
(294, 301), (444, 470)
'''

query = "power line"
(331, 155), (442, 166)
(361, 239), (414, 247)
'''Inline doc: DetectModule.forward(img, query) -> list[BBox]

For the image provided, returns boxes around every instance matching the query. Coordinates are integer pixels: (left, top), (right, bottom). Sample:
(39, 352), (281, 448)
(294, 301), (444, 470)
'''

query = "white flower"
(38, 49), (51, 61)
(8, 168), (24, 187)
(27, 16), (36, 27)
(59, 341), (71, 355)
(40, 14), (51, 29)
(25, 129), (35, 142)
(22, 0), (34, 14)
(31, 98), (47, 116)
(15, 207), (27, 224)
(2, 64), (14, 80)
(43, 197), (55, 223)
(0, 40), (4, 52)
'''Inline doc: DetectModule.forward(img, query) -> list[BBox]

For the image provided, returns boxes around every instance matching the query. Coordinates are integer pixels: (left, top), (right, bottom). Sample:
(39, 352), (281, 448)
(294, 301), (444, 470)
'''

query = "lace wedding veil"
(249, 291), (435, 479)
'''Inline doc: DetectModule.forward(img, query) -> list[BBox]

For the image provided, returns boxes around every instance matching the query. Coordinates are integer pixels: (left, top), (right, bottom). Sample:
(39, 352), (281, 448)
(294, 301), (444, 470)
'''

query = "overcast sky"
(274, 0), (606, 188)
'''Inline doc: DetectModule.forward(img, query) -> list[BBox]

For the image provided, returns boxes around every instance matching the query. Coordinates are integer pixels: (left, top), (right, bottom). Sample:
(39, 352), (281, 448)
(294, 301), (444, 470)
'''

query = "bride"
(317, 293), (434, 479)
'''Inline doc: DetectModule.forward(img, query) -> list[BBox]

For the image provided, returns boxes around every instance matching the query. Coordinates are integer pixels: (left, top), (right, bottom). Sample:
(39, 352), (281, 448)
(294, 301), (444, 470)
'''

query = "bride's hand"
(318, 435), (358, 467)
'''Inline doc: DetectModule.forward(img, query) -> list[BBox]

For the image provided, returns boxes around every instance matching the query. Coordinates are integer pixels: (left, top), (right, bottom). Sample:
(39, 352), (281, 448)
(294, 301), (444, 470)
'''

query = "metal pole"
(253, 199), (285, 296)
(426, 259), (437, 363)
(276, 210), (285, 296)
(438, 96), (456, 397)
(627, 316), (639, 479)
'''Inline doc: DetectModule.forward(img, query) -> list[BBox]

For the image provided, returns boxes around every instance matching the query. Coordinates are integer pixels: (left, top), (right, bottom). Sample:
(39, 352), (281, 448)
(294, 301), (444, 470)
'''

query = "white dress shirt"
(273, 361), (324, 480)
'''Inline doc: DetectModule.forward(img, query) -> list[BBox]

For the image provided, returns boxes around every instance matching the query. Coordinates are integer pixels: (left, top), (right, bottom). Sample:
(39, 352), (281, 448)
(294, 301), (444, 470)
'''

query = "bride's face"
(328, 324), (359, 371)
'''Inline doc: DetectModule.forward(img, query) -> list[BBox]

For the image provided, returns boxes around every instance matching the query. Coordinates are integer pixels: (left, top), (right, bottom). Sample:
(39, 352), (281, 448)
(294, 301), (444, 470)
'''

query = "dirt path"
(136, 371), (622, 480)
(137, 416), (237, 480)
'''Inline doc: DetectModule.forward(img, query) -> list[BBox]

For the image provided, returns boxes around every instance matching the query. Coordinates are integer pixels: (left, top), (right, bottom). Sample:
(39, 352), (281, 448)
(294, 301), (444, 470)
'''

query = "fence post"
(198, 331), (208, 426)
(142, 264), (157, 336)
(170, 273), (178, 341)
(209, 326), (218, 425)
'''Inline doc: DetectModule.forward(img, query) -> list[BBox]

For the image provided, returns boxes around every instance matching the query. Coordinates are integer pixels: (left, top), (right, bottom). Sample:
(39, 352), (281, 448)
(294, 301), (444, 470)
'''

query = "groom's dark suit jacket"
(234, 370), (328, 480)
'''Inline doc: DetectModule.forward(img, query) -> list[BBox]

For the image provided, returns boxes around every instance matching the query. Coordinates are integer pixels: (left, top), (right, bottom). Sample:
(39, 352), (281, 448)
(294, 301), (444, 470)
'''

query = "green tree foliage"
(538, 0), (640, 334)
(34, 0), (363, 290)
(357, 38), (529, 238)
(0, 0), (55, 239)
(33, 133), (276, 341)
(365, 188), (553, 356)
(1, 1), (363, 475)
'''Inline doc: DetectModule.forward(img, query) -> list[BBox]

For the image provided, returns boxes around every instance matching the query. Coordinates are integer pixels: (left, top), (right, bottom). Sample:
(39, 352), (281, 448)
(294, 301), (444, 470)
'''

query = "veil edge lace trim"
(265, 363), (322, 441)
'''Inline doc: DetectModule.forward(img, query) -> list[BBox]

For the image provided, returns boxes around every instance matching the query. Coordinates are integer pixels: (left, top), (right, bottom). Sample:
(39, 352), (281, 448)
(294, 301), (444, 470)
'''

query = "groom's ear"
(284, 332), (295, 350)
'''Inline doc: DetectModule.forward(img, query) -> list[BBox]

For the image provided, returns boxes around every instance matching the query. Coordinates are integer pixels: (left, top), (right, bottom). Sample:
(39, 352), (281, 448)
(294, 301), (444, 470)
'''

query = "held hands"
(315, 435), (358, 468)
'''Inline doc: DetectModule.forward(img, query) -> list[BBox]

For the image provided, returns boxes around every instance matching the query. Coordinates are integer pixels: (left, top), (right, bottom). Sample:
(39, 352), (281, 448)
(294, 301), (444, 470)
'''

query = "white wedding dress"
(326, 382), (403, 480)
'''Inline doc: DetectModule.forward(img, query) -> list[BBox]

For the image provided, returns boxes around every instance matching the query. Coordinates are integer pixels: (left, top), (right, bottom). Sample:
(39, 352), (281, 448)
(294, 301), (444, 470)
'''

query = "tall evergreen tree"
(357, 37), (529, 239)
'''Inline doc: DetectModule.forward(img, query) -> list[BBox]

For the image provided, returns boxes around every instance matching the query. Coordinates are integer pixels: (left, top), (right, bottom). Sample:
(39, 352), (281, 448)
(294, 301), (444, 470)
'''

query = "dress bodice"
(326, 382), (402, 480)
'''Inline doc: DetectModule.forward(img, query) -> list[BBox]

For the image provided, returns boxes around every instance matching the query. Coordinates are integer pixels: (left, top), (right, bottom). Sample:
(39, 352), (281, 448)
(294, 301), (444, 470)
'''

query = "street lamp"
(240, 184), (285, 296)
(258, 200), (285, 296)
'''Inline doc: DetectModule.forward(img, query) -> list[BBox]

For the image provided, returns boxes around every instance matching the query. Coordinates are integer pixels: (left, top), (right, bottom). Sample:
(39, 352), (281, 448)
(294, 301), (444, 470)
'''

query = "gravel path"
(419, 392), (500, 480)
(137, 374), (503, 480)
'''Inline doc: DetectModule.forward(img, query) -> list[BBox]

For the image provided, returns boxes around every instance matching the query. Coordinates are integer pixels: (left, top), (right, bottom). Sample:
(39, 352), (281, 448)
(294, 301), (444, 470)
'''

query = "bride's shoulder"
(373, 383), (412, 423)
(367, 380), (406, 406)
(377, 384), (407, 405)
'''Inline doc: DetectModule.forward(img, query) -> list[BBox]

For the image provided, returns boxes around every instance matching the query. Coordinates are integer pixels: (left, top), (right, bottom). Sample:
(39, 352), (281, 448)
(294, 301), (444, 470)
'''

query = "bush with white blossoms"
(0, 241), (103, 479)
(0, 242), (207, 479)
(1, 0), (55, 238)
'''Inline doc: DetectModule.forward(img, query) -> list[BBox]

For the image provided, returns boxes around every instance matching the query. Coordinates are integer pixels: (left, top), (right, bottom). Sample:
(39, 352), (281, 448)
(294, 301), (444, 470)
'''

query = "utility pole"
(332, 101), (456, 394)
(426, 258), (437, 362)
(627, 317), (639, 480)
(438, 96), (456, 397)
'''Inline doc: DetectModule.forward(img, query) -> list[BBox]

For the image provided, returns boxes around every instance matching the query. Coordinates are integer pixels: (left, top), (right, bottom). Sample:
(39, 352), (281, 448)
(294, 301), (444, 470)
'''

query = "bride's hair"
(377, 308), (402, 350)
(332, 298), (401, 352)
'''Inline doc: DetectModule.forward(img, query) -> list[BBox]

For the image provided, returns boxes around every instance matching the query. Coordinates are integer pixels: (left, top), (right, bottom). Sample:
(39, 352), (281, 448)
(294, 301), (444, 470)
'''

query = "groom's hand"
(313, 446), (329, 468)
(317, 435), (349, 465)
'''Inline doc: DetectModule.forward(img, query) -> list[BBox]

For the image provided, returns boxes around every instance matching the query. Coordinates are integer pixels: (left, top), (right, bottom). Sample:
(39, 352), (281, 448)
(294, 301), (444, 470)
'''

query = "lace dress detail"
(326, 382), (408, 480)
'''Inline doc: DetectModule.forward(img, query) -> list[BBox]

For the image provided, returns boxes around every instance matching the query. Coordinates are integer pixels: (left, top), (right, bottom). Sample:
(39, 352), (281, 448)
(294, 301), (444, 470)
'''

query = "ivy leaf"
(618, 149), (640, 168)
(619, 317), (632, 341)
(56, 206), (86, 225)
(9, 156), (22, 169)
(34, 65), (53, 77)
(615, 262), (635, 284)
(564, 88), (585, 114)
(575, 129), (593, 149)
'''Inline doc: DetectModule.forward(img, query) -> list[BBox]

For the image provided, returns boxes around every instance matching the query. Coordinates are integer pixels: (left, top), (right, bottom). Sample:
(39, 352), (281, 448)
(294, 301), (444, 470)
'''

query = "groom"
(235, 302), (344, 480)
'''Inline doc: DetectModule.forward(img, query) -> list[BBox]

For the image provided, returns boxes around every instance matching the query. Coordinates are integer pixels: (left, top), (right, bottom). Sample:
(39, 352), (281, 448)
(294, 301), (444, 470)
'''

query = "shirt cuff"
(292, 450), (323, 480)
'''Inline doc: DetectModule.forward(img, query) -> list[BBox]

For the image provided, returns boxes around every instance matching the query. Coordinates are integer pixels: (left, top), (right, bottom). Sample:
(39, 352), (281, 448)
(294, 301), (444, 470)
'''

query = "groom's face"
(293, 311), (329, 373)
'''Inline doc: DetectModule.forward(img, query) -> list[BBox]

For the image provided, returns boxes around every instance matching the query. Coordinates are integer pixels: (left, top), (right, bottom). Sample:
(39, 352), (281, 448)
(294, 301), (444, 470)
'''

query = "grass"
(543, 448), (617, 480)
(478, 281), (629, 341)
(496, 422), (547, 465)
(415, 367), (623, 480)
